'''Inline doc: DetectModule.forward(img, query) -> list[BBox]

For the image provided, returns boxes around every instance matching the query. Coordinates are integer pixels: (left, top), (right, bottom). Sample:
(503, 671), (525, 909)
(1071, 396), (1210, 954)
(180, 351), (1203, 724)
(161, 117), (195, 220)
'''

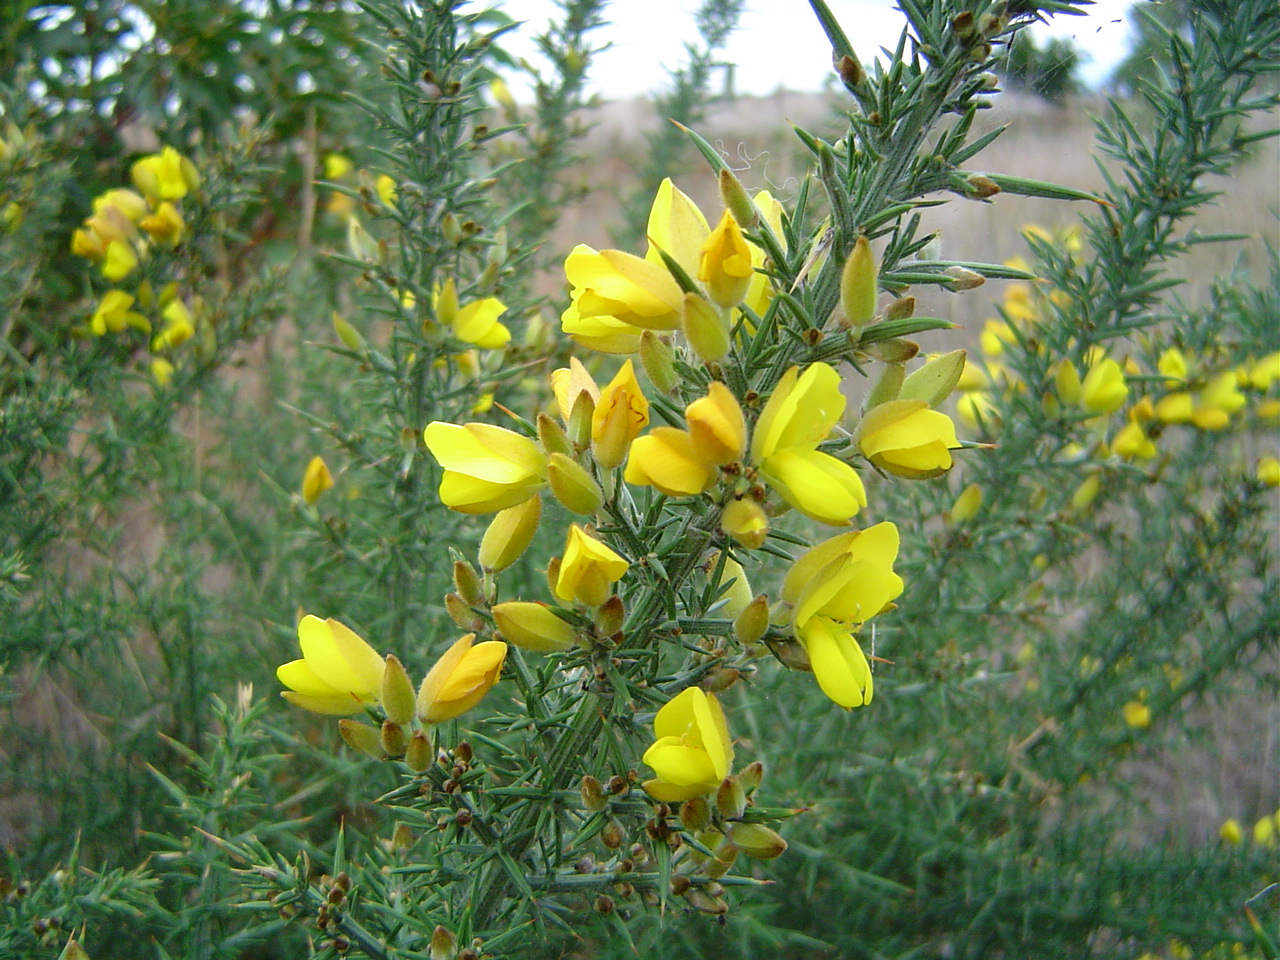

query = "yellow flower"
(1218, 818), (1243, 845)
(752, 364), (866, 524)
(151, 299), (195, 352)
(645, 177), (709, 278)
(324, 153), (355, 180)
(564, 244), (684, 331)
(624, 427), (716, 497)
(641, 687), (733, 802)
(131, 146), (200, 205)
(1111, 420), (1156, 460)
(89, 290), (149, 336)
(625, 381), (745, 498)
(1155, 372), (1246, 429)
(1122, 701), (1151, 729)
(435, 278), (510, 349)
(1158, 347), (1188, 385)
(1079, 354), (1128, 415)
(102, 239), (139, 281)
(783, 522), (904, 631)
(554, 524), (629, 606)
(698, 209), (753, 309)
(780, 522), (903, 709)
(277, 615), (385, 715)
(416, 634), (507, 723)
(139, 201), (185, 246)
(376, 174), (397, 207)
(591, 359), (649, 469)
(855, 400), (960, 478)
(302, 456), (334, 504)
(1253, 813), (1276, 848)
(1258, 457), (1280, 487)
(423, 422), (548, 514)
(150, 358), (175, 386)
(796, 616), (873, 708)
(686, 382), (746, 465)
(720, 498), (768, 549)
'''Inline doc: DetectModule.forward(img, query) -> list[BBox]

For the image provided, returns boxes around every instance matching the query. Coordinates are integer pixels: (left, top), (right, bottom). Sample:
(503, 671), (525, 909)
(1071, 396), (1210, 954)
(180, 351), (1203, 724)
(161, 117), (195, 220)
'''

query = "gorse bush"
(0, 1), (1277, 959)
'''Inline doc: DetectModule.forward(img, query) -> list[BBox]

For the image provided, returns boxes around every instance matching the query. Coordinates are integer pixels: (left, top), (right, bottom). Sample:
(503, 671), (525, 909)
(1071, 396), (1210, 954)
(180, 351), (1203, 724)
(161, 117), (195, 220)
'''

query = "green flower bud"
(640, 331), (680, 394)
(339, 719), (385, 759)
(548, 452), (604, 515)
(840, 236), (878, 331)
(381, 654), (417, 725)
(900, 349), (968, 407)
(729, 822), (788, 859)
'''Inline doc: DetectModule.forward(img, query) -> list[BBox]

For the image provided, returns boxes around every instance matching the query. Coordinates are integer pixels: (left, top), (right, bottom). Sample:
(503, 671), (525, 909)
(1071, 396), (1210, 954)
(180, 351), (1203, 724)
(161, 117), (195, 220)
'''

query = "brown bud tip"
(835, 54), (867, 87)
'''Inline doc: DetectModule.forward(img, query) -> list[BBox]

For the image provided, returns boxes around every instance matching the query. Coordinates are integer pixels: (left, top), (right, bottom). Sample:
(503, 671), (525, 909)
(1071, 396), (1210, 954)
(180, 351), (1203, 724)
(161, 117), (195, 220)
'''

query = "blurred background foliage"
(0, 0), (1277, 958)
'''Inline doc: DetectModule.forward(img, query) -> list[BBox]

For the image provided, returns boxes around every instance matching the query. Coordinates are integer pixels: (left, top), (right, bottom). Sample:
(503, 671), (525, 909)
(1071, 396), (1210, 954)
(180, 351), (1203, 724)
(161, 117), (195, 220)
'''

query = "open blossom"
(423, 421), (548, 513)
(642, 687), (734, 802)
(561, 179), (782, 354)
(277, 615), (386, 715)
(591, 359), (649, 469)
(752, 363), (866, 525)
(625, 382), (746, 498)
(781, 522), (904, 708)
(855, 400), (960, 479)
(416, 634), (507, 723)
(554, 524), (629, 606)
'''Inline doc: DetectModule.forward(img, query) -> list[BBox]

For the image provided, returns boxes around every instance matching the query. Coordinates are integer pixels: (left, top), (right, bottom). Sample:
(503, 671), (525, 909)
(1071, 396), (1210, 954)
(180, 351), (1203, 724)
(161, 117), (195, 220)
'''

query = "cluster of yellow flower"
(282, 175), (973, 823)
(68, 147), (205, 385)
(1219, 808), (1280, 849)
(327, 151), (511, 356)
(953, 226), (1280, 495)
(277, 614), (506, 766)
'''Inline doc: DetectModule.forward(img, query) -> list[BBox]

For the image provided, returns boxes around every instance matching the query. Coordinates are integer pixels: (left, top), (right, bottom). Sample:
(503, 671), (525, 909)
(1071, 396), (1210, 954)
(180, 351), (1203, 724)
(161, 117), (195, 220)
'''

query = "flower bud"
(453, 559), (484, 605)
(445, 592), (484, 632)
(566, 389), (596, 452)
(594, 595), (626, 638)
(581, 775), (608, 812)
(381, 720), (409, 756)
(716, 775), (747, 820)
(732, 595), (771, 646)
(704, 836), (739, 879)
(729, 822), (788, 859)
(720, 498), (768, 550)
(943, 265), (985, 291)
(404, 731), (431, 772)
(949, 482), (983, 524)
(381, 654), (417, 725)
(548, 452), (604, 515)
(718, 167), (758, 228)
(339, 719), (386, 759)
(885, 294), (915, 321)
(537, 411), (572, 458)
(441, 211), (464, 245)
(835, 53), (867, 87)
(900, 349), (967, 407)
(1069, 474), (1101, 513)
(738, 760), (764, 795)
(640, 331), (679, 395)
(679, 796), (712, 833)
(682, 292), (731, 364)
(478, 497), (541, 572)
(492, 601), (577, 652)
(302, 456), (334, 505)
(864, 361), (905, 411)
(601, 818), (624, 849)
(430, 925), (458, 960)
(685, 889), (728, 915)
(840, 236), (878, 331)
(332, 312), (365, 351)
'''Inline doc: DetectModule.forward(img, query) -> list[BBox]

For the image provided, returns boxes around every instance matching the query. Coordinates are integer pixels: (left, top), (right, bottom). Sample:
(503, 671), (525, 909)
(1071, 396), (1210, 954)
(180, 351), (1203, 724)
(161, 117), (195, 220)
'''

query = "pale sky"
(490, 0), (1137, 99)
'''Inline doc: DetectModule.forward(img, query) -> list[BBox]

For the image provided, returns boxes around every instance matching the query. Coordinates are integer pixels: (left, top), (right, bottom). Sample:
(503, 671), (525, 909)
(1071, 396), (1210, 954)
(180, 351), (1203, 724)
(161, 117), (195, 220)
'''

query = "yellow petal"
(799, 616), (872, 708)
(624, 428), (714, 497)
(762, 448), (866, 525)
(645, 178), (709, 279)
